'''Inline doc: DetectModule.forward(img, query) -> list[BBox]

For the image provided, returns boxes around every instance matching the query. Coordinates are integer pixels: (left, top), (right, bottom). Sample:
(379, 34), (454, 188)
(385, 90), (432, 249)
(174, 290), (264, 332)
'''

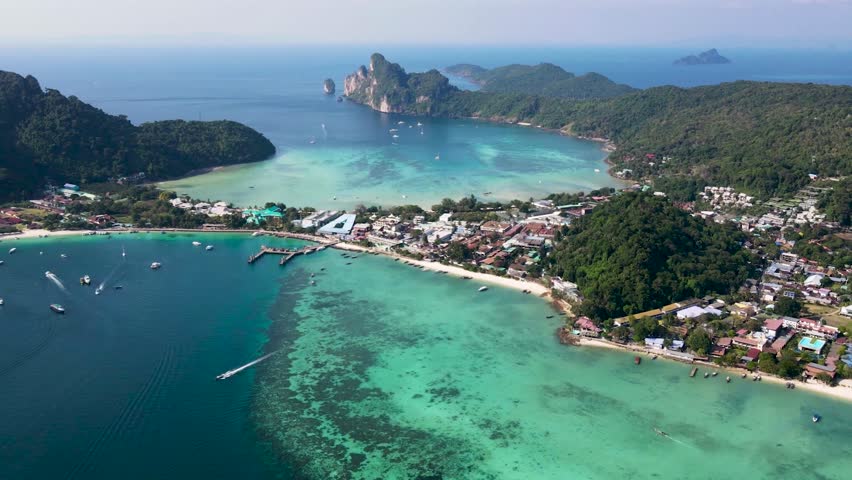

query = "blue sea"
(1, 46), (850, 208)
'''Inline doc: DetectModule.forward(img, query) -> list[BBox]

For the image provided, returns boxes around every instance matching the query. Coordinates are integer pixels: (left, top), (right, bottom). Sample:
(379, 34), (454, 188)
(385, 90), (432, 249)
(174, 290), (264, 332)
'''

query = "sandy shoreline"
(333, 242), (551, 297)
(3, 228), (551, 297)
(578, 337), (852, 403)
(7, 227), (852, 403)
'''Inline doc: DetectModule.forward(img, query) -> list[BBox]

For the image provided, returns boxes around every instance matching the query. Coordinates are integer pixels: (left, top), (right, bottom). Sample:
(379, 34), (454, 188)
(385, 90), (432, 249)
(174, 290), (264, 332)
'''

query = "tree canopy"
(548, 193), (754, 320)
(0, 71), (275, 201)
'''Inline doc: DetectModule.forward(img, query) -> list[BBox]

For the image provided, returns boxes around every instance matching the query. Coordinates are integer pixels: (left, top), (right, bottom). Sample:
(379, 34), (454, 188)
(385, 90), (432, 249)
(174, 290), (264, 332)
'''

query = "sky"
(0, 0), (850, 48)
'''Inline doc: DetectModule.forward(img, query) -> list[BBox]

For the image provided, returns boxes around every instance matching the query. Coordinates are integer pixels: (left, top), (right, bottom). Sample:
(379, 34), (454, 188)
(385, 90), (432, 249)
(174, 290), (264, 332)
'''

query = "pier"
(248, 244), (330, 265)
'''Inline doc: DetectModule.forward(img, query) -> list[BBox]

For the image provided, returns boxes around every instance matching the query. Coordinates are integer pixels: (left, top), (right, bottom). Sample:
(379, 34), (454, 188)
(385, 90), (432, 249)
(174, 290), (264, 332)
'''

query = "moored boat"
(634, 356), (641, 365)
(205, 245), (214, 251)
(150, 262), (162, 270)
(0, 298), (4, 306)
(813, 413), (821, 423)
(50, 304), (65, 314)
(9, 247), (16, 254)
(192, 241), (202, 246)
(478, 286), (488, 292)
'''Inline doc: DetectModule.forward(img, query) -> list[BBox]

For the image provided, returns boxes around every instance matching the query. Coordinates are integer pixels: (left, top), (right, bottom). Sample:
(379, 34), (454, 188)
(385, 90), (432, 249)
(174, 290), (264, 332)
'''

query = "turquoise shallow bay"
(159, 117), (617, 209)
(1, 236), (851, 479)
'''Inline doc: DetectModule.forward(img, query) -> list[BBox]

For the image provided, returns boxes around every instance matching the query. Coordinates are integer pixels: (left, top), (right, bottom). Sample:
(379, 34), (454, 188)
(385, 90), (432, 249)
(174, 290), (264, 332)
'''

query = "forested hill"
(444, 62), (636, 99)
(548, 193), (754, 321)
(344, 54), (852, 198)
(0, 71), (275, 200)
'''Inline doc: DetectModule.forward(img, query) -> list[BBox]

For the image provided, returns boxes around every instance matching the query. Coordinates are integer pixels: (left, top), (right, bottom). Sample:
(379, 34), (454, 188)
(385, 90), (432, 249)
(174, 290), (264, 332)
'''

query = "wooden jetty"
(248, 244), (327, 265)
(689, 367), (698, 377)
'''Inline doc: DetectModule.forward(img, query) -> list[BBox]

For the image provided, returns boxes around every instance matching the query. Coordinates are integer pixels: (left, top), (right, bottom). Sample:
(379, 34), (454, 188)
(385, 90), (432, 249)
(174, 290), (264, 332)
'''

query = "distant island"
(323, 78), (336, 95)
(344, 53), (852, 198)
(443, 62), (636, 99)
(0, 71), (276, 201)
(674, 49), (731, 66)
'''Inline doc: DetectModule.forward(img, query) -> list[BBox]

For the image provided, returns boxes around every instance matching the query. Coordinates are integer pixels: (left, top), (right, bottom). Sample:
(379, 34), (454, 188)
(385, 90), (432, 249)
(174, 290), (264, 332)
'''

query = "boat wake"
(216, 351), (278, 380)
(45, 271), (67, 292)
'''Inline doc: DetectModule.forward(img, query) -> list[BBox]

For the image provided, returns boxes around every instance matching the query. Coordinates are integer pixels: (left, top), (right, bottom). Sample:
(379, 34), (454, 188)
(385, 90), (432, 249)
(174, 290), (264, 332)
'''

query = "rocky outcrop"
(674, 49), (731, 66)
(323, 78), (335, 95)
(343, 53), (458, 115)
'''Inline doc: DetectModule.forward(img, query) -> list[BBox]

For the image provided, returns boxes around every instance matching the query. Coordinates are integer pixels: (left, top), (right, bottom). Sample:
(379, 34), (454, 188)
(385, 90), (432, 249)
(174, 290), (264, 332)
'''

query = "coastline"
(333, 242), (551, 297)
(577, 336), (852, 403)
(9, 226), (852, 405)
(2, 228), (549, 296)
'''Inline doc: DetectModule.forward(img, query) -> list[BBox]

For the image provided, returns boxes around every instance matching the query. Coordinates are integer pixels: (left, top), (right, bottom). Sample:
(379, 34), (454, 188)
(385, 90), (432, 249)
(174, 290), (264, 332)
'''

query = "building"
(797, 337), (826, 355)
(805, 362), (836, 379)
(732, 336), (765, 350)
(574, 317), (601, 338)
(796, 318), (839, 340)
(761, 318), (784, 340)
(676, 305), (723, 320)
(729, 302), (757, 318)
(645, 338), (665, 350)
(317, 213), (357, 236)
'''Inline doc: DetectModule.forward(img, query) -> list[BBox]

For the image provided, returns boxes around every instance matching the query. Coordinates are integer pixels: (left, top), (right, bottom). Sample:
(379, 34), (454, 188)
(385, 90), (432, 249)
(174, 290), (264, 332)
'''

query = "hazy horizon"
(2, 0), (851, 49)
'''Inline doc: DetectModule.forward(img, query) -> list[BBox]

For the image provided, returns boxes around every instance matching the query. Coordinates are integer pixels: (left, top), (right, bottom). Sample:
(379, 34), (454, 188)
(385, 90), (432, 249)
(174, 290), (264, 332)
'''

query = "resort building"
(574, 317), (602, 338)
(317, 213), (357, 236)
(797, 337), (826, 355)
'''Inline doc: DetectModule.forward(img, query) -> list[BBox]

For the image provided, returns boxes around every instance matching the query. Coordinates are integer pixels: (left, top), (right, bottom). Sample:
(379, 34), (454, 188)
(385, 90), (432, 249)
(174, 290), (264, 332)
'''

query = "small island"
(323, 78), (336, 95)
(674, 49), (731, 66)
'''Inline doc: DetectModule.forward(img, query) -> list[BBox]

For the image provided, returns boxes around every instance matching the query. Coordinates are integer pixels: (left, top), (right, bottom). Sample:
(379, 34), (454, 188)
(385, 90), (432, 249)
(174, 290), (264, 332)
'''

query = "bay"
(2, 236), (851, 479)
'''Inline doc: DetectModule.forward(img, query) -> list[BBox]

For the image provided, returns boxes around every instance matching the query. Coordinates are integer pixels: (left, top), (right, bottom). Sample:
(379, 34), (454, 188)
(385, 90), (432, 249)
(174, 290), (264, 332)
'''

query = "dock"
(248, 244), (329, 265)
(689, 367), (698, 377)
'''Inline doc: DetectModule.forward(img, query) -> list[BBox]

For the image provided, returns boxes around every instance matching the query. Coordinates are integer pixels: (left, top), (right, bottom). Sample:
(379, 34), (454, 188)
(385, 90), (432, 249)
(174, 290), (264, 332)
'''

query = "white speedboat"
(50, 304), (65, 314)
(434, 155), (440, 160)
(205, 245), (214, 251)
(0, 298), (4, 306)
(8, 248), (16, 254)
(95, 286), (102, 295)
(192, 241), (202, 246)
(60, 254), (67, 258)
(0, 260), (4, 265)
(478, 286), (488, 292)
(150, 262), (162, 270)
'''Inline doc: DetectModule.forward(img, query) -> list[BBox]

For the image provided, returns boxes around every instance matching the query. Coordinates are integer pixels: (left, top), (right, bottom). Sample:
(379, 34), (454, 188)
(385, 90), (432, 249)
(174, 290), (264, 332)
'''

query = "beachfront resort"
(2, 177), (851, 394)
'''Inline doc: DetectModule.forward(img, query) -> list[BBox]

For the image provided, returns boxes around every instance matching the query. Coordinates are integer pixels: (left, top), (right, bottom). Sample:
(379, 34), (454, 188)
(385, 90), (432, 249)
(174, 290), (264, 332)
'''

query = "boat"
(205, 245), (214, 251)
(50, 304), (65, 314)
(416, 122), (422, 126)
(726, 376), (731, 383)
(8, 248), (16, 254)
(95, 286), (102, 295)
(812, 413), (821, 423)
(336, 96), (343, 102)
(478, 286), (488, 292)
(150, 262), (162, 270)
(310, 280), (316, 286)
(703, 372), (709, 378)
(634, 356), (641, 365)
(0, 298), (4, 306)
(80, 275), (91, 286)
(0, 260), (4, 265)
(121, 246), (126, 257)
(252, 231), (262, 237)
(389, 128), (398, 133)
(60, 254), (67, 258)
(653, 428), (668, 437)
(594, 168), (601, 173)
(397, 121), (405, 125)
(712, 371), (718, 376)
(434, 155), (440, 160)
(114, 285), (123, 290)
(192, 241), (202, 246)
(392, 134), (399, 139)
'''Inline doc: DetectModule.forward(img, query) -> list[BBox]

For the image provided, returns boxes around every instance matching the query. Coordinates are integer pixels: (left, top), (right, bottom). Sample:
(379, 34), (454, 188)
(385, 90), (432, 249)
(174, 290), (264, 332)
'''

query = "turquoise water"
(158, 117), (615, 209)
(5, 46), (850, 208)
(254, 251), (852, 479)
(2, 236), (852, 479)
